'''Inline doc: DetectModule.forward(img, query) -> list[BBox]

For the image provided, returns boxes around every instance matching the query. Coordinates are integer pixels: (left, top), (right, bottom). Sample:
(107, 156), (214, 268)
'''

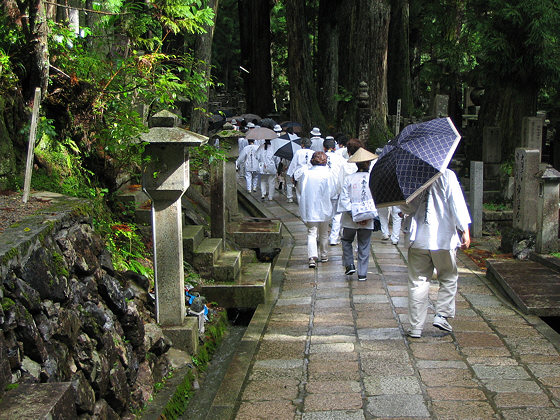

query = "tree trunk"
(285, 0), (324, 131)
(21, 0), (49, 103)
(238, 0), (274, 116)
(190, 0), (220, 135)
(316, 0), (340, 125)
(387, 0), (413, 118)
(338, 0), (390, 147)
(478, 82), (538, 161)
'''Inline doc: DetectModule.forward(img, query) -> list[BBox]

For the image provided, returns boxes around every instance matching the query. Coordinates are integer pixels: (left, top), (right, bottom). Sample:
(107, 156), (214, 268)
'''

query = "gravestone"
(482, 126), (501, 180)
(513, 148), (540, 233)
(521, 117), (544, 159)
(432, 94), (449, 117)
(141, 110), (206, 326)
(536, 166), (560, 254)
(469, 161), (483, 238)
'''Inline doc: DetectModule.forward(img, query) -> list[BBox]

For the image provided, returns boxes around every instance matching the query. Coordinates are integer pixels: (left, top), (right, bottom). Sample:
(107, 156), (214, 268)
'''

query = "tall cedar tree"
(387, 0), (413, 118)
(285, 0), (325, 131)
(338, 0), (391, 146)
(191, 0), (220, 135)
(238, 0), (275, 117)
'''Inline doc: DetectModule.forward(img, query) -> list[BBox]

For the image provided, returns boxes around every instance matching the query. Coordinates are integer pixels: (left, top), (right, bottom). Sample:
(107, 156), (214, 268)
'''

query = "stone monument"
(513, 148), (540, 233)
(536, 166), (560, 254)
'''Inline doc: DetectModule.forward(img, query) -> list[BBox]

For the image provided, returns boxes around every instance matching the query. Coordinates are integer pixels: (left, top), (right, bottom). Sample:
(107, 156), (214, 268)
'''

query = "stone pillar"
(210, 157), (226, 248)
(513, 148), (541, 233)
(357, 81), (370, 144)
(482, 126), (501, 179)
(221, 136), (242, 220)
(141, 111), (207, 326)
(521, 117), (544, 160)
(536, 166), (560, 254)
(469, 161), (483, 238)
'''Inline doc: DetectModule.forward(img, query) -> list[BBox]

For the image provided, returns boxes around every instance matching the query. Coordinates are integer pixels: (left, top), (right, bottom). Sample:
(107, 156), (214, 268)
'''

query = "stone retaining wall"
(0, 193), (174, 418)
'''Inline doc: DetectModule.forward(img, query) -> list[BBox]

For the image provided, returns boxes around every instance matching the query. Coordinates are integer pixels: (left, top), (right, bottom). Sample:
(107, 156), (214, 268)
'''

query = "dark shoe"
(358, 276), (367, 281)
(345, 264), (356, 275)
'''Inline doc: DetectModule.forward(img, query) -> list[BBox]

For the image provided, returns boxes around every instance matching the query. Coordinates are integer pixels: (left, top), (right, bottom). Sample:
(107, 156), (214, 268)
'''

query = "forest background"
(1, 0), (560, 272)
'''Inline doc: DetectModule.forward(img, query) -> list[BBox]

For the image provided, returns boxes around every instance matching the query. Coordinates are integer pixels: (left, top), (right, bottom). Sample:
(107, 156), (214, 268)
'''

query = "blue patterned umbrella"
(369, 117), (461, 207)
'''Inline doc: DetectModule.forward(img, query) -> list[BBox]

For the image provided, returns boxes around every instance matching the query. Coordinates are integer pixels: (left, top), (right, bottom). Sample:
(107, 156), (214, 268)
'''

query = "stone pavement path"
(230, 193), (560, 419)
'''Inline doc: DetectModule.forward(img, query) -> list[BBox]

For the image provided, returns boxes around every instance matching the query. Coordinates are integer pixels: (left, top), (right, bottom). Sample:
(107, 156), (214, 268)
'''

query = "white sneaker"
(407, 328), (422, 338)
(287, 198), (293, 203)
(433, 314), (452, 332)
(382, 234), (390, 240)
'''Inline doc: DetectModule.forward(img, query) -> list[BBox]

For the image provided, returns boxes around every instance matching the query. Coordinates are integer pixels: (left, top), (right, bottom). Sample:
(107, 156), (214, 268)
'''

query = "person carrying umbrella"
(337, 148), (378, 281)
(400, 168), (471, 338)
(236, 138), (260, 193)
(256, 138), (280, 201)
(298, 151), (338, 268)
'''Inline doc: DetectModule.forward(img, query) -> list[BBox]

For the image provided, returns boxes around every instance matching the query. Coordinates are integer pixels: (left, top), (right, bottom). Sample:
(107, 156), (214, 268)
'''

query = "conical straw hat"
(347, 147), (378, 163)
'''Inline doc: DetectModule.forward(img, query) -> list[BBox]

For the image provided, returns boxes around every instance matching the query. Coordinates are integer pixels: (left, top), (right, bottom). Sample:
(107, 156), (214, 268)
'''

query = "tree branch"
(42, 1), (130, 15)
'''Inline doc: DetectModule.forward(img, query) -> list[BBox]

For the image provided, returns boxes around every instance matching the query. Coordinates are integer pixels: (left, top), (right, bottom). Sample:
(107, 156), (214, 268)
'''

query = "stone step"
(182, 225), (205, 260)
(213, 250), (242, 282)
(192, 238), (224, 277)
(114, 183), (151, 225)
(0, 382), (76, 419)
(199, 262), (272, 309)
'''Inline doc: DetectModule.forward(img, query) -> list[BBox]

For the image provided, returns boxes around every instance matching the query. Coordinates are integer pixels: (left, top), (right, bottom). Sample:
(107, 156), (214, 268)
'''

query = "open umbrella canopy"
(280, 121), (302, 133)
(369, 117), (461, 208)
(246, 127), (278, 140)
(241, 113), (261, 123)
(271, 133), (302, 160)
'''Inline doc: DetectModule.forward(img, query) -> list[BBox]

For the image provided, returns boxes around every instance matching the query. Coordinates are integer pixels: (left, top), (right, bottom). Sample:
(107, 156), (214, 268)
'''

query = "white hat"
(310, 127), (321, 136)
(231, 119), (237, 125)
(247, 122), (255, 128)
(325, 135), (334, 140)
(273, 124), (282, 132)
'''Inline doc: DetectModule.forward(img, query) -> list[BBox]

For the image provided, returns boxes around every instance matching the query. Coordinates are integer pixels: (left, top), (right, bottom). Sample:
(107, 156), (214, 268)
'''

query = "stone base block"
(0, 382), (76, 420)
(200, 262), (272, 309)
(163, 317), (199, 355)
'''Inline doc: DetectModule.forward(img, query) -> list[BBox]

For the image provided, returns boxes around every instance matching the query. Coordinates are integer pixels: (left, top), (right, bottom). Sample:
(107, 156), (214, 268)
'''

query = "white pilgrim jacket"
(236, 144), (260, 172)
(337, 171), (377, 230)
(400, 169), (471, 250)
(298, 165), (338, 223)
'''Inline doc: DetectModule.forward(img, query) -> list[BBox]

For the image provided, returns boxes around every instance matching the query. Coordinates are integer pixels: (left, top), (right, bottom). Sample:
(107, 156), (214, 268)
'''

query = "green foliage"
(467, 0), (560, 86)
(98, 221), (154, 280)
(189, 143), (227, 171)
(0, 13), (23, 93)
(483, 202), (511, 211)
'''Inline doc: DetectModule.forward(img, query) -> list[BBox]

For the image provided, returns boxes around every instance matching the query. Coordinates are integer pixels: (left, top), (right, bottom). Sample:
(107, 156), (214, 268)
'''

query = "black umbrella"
(271, 133), (301, 160)
(280, 121), (302, 133)
(369, 117), (461, 207)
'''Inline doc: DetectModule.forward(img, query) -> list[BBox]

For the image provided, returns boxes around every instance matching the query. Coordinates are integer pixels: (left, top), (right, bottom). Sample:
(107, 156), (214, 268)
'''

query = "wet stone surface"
(199, 187), (560, 419)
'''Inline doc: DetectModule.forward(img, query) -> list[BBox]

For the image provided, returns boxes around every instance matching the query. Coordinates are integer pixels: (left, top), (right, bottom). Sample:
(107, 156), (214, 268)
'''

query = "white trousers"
(379, 206), (402, 242)
(306, 221), (330, 260)
(407, 247), (458, 331)
(329, 212), (342, 243)
(244, 171), (259, 192)
(260, 174), (276, 200)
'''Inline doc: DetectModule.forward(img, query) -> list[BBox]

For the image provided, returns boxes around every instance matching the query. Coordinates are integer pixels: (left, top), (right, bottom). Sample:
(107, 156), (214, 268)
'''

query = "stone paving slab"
(212, 190), (560, 420)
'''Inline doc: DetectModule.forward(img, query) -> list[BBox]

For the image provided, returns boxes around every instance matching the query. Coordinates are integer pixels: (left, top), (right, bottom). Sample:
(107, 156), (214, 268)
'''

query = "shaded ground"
(0, 190), (53, 233)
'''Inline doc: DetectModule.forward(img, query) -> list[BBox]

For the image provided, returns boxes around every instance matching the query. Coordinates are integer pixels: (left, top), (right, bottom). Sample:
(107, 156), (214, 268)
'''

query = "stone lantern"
(141, 110), (207, 327)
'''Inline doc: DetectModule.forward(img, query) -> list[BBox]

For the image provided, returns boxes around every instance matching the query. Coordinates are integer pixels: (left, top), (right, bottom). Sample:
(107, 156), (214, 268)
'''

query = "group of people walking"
(234, 119), (471, 339)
